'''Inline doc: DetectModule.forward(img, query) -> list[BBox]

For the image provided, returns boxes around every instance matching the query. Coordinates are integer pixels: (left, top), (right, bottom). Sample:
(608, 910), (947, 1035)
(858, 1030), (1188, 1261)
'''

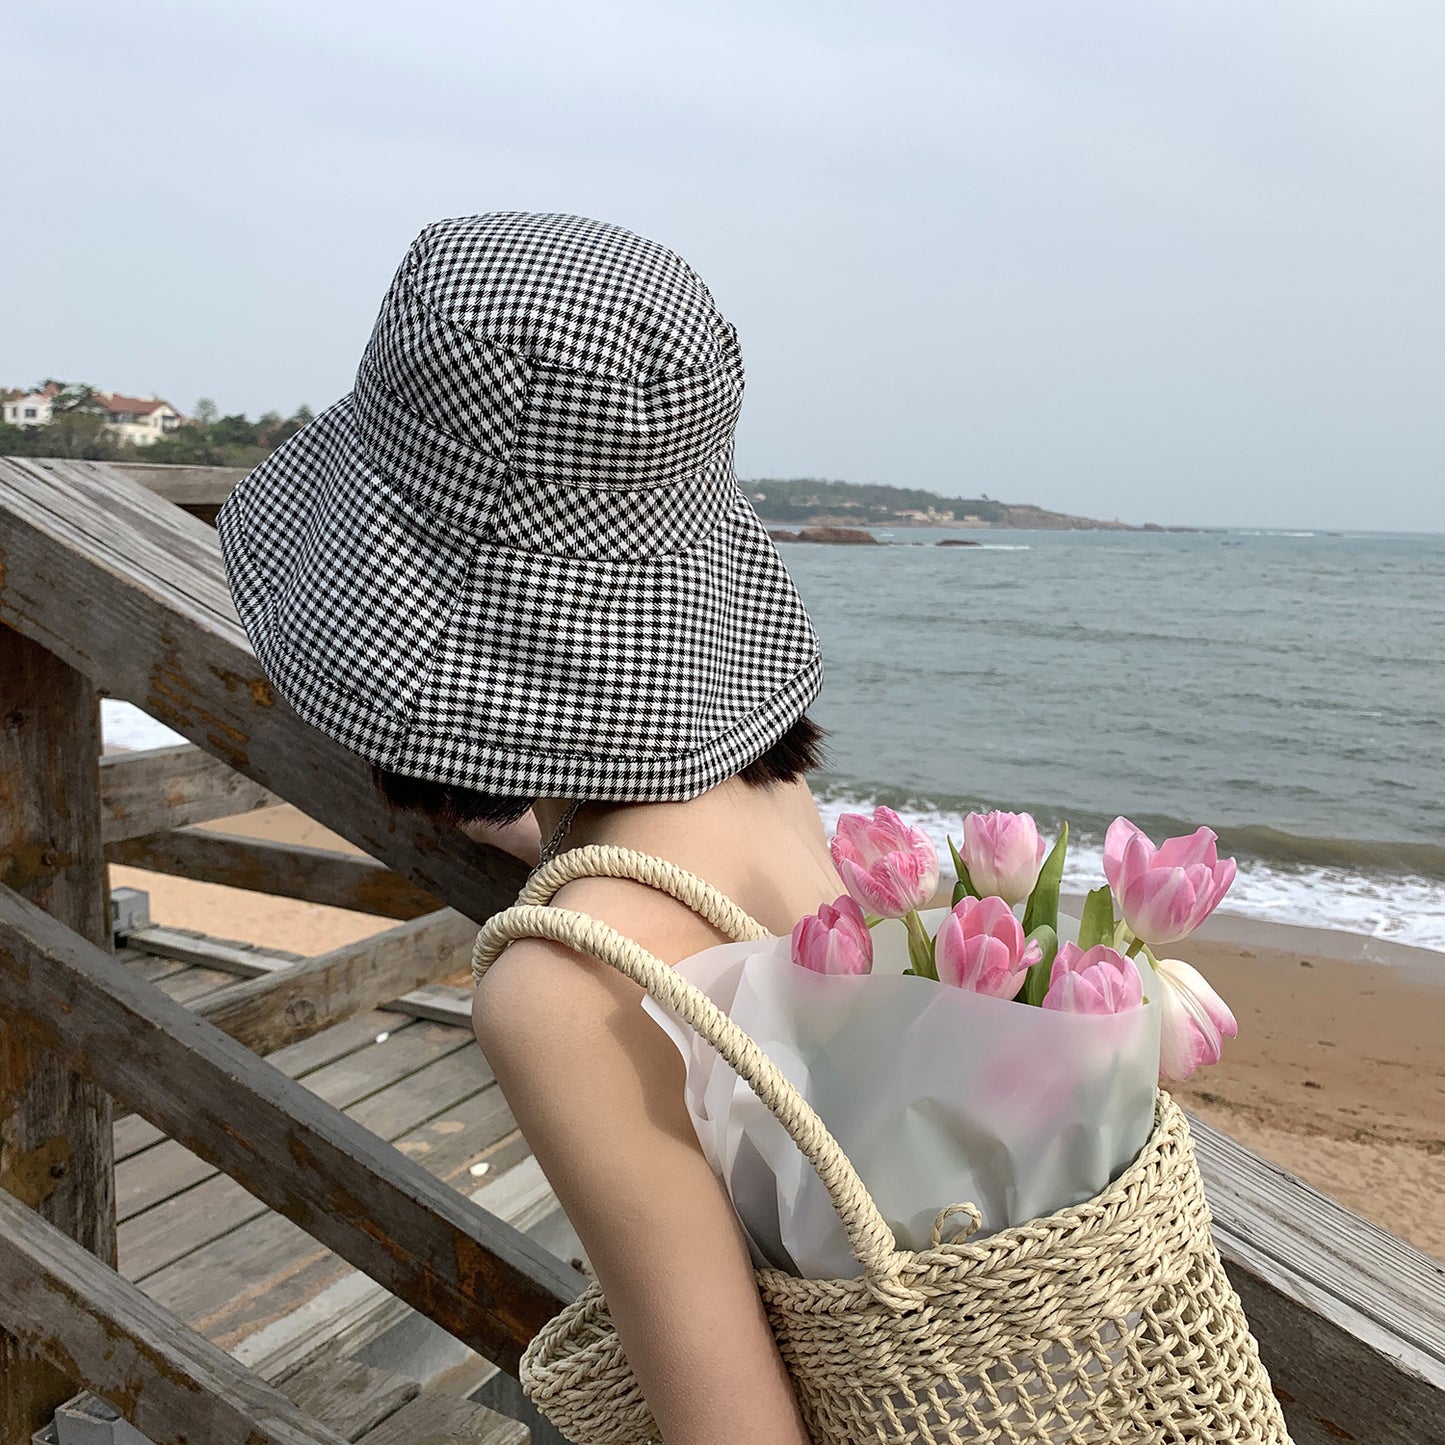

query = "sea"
(791, 526), (1445, 956)
(103, 525), (1445, 955)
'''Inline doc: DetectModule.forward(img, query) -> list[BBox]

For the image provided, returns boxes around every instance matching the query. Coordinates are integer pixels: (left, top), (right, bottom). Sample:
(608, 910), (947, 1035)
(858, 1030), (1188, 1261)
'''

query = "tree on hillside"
(0, 389), (314, 467)
(140, 400), (314, 467)
(46, 384), (117, 459)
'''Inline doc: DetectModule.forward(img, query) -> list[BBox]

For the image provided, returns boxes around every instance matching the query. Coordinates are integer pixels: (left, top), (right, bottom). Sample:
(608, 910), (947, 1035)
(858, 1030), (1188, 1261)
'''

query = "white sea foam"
(104, 702), (1445, 957)
(815, 796), (1445, 958)
(102, 701), (187, 751)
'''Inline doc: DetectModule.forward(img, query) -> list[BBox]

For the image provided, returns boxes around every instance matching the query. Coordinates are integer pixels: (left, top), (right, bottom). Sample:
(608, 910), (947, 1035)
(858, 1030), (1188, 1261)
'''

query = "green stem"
(904, 909), (937, 980)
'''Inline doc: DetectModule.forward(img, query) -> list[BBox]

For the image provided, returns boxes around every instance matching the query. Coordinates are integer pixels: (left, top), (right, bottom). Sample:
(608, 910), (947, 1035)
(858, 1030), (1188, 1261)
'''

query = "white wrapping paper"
(642, 905), (1162, 1279)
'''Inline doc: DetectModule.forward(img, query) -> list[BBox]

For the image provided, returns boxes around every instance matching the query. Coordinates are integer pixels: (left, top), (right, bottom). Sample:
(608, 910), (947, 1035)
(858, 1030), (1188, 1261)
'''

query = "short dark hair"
(369, 713), (831, 828)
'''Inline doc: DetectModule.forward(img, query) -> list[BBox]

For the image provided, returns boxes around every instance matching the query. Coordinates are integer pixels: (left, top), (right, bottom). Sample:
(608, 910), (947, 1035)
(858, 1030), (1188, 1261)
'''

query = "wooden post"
(0, 623), (115, 1441)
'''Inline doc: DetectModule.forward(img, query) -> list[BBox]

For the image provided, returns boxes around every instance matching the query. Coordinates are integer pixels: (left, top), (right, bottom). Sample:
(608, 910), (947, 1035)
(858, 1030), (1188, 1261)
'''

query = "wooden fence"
(0, 457), (1442, 1444)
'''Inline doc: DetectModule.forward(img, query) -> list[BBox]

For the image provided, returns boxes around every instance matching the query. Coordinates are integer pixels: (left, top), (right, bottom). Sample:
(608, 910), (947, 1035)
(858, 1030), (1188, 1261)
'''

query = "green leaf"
(1022, 822), (1068, 936)
(947, 837), (980, 903)
(1021, 923), (1058, 1007)
(864, 912), (883, 929)
(1077, 885), (1117, 951)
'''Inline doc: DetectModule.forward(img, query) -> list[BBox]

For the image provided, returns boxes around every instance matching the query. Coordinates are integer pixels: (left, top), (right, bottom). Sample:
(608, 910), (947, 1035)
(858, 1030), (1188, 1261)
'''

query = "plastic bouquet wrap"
(643, 808), (1240, 1280)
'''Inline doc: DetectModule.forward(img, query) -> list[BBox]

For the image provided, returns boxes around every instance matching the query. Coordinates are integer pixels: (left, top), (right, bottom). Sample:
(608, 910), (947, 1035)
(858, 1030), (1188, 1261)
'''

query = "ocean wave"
(813, 791), (1445, 955)
(104, 702), (1445, 955)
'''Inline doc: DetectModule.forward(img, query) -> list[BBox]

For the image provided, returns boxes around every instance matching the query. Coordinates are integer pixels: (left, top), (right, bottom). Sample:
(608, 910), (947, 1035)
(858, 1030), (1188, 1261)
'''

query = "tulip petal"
(1103, 817), (1148, 891)
(1155, 956), (1236, 1079)
(1155, 826), (1220, 872)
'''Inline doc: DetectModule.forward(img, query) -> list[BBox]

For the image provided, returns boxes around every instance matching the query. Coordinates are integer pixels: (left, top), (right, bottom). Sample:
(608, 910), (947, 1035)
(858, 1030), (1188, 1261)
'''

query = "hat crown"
(355, 211), (745, 495)
(399, 212), (732, 380)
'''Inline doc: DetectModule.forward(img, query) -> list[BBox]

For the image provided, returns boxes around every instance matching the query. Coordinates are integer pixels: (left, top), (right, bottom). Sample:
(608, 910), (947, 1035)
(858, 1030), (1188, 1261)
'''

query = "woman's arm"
(470, 888), (812, 1445)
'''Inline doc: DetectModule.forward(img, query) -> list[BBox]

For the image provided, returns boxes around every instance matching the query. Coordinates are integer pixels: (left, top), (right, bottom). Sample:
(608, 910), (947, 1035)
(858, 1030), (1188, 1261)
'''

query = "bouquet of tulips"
(643, 806), (1239, 1279)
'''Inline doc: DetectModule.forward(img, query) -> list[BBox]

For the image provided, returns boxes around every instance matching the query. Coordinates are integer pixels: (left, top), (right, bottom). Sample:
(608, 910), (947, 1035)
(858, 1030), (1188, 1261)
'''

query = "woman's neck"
(530, 777), (848, 938)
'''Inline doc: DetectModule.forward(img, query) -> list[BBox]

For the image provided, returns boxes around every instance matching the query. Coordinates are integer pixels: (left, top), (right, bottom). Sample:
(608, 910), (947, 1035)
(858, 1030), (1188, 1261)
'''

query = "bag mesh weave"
(472, 844), (1292, 1445)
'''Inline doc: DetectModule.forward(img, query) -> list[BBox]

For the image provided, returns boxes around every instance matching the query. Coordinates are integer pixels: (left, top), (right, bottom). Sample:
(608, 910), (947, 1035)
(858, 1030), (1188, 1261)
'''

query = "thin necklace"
(538, 798), (584, 866)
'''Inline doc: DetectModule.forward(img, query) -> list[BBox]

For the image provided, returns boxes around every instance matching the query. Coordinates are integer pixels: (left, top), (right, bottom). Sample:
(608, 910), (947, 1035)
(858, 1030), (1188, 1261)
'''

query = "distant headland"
(744, 478), (1193, 533)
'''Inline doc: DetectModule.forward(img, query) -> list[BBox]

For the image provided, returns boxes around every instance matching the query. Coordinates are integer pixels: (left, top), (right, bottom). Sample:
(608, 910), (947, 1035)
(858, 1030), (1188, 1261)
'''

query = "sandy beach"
(110, 800), (1445, 1263)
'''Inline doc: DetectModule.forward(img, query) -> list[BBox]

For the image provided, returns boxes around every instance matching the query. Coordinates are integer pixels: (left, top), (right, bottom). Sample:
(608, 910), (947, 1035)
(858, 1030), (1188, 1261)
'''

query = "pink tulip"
(790, 895), (874, 975)
(830, 806), (940, 918)
(1041, 942), (1143, 1015)
(961, 810), (1047, 905)
(935, 895), (1043, 998)
(1155, 956), (1238, 1081)
(1103, 818), (1237, 946)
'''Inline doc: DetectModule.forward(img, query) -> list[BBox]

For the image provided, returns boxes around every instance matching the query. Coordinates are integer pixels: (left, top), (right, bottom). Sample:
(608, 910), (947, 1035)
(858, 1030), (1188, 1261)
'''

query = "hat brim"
(217, 394), (823, 802)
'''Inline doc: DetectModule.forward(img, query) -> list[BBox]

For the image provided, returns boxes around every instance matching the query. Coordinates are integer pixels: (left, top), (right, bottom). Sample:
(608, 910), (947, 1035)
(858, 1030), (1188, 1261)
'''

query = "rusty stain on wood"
(149, 647), (254, 771)
(0, 623), (116, 1433)
(211, 664), (276, 709)
(101, 745), (280, 845)
(0, 1132), (70, 1209)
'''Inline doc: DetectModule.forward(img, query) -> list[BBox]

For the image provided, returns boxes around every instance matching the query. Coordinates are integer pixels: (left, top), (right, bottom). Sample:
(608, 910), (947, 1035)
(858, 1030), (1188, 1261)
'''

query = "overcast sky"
(6, 2), (1442, 530)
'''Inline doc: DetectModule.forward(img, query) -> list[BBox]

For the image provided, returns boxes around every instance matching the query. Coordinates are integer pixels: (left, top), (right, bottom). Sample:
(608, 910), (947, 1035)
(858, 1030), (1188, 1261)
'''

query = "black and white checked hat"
(216, 211), (823, 802)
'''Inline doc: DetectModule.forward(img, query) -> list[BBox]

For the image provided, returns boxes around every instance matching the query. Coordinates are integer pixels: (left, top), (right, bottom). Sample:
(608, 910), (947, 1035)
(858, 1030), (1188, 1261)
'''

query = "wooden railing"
(1, 456), (1443, 1445)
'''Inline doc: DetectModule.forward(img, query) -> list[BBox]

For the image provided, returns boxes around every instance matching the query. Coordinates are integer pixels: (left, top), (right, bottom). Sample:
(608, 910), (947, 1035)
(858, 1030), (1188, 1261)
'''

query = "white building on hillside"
(3, 383), (61, 427)
(99, 392), (186, 446)
(2, 385), (186, 445)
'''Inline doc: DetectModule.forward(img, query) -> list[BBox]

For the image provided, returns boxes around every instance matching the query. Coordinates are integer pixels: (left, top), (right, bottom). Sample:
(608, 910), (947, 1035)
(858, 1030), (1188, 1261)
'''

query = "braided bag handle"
(471, 844), (927, 1307)
(497, 843), (776, 948)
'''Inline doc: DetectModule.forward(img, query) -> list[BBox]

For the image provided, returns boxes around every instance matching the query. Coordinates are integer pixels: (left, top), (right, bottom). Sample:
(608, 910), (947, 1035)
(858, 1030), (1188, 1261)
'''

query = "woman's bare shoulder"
(472, 872), (734, 1039)
(533, 871), (739, 966)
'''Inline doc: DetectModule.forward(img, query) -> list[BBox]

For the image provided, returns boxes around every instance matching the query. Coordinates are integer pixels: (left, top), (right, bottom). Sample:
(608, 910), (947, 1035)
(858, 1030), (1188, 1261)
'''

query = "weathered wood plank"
(111, 461), (249, 505)
(112, 1008), (406, 1165)
(152, 963), (243, 1008)
(469, 1371), (572, 1445)
(0, 457), (529, 923)
(1191, 1111), (1445, 1444)
(236, 1129), (538, 1381)
(107, 827), (445, 920)
(0, 625), (116, 1436)
(276, 1357), (419, 1443)
(118, 948), (194, 984)
(121, 933), (475, 1033)
(122, 1059), (509, 1285)
(0, 882), (583, 1378)
(0, 1190), (345, 1445)
(355, 1391), (528, 1445)
(387, 981), (473, 1027)
(141, 1070), (514, 1348)
(100, 743), (279, 844)
(122, 925), (302, 974)
(116, 1018), (448, 1228)
(192, 908), (478, 1055)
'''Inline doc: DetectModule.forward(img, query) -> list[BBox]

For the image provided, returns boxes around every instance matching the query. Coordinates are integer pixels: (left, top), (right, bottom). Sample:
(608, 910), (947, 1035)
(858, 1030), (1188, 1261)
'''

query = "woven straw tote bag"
(473, 844), (1293, 1445)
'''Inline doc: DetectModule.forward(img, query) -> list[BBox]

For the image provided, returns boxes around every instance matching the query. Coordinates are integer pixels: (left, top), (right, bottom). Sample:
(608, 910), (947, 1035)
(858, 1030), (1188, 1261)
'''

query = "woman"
(217, 210), (845, 1442)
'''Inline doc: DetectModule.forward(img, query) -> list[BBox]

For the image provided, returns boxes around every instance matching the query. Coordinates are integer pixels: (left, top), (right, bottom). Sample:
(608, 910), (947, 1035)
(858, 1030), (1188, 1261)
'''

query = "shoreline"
(107, 799), (1445, 1263)
(1065, 889), (1445, 991)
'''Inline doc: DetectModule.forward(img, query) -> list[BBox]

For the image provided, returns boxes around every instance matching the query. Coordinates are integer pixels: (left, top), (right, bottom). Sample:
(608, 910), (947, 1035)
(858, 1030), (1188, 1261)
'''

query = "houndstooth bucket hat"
(216, 211), (823, 803)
